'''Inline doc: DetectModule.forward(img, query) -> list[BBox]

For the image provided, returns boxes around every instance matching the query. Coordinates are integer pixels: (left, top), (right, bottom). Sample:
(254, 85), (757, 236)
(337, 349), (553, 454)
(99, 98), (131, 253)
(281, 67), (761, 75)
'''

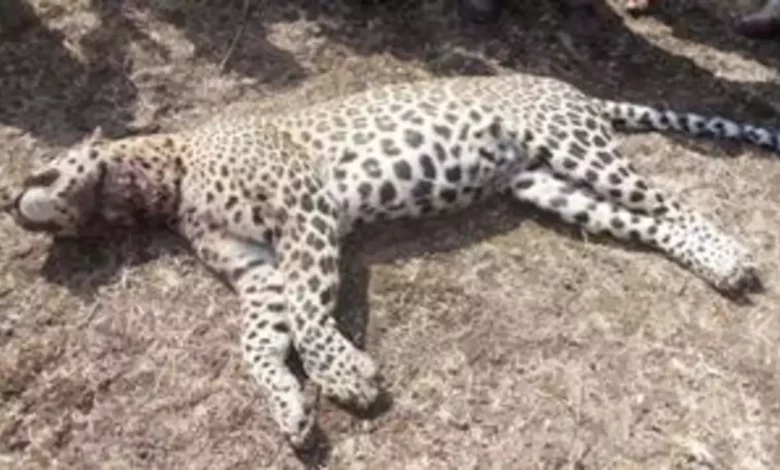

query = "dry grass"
(1, 0), (780, 468)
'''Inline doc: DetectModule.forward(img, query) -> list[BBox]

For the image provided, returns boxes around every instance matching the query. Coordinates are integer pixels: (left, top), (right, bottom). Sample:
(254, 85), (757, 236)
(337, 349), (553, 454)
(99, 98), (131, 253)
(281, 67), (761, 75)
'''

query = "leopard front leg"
(276, 189), (380, 411)
(186, 229), (315, 448)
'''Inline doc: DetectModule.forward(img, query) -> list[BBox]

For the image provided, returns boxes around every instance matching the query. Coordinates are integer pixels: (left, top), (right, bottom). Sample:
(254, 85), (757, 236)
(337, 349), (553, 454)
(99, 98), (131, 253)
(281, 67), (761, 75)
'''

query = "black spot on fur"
(381, 138), (402, 157)
(458, 124), (471, 141)
(569, 142), (588, 159)
(596, 151), (614, 164)
(320, 287), (333, 306)
(638, 112), (653, 128)
(445, 166), (462, 183)
(536, 145), (553, 162)
(439, 189), (457, 203)
(433, 143), (448, 162)
(433, 125), (452, 140)
(478, 148), (495, 162)
(300, 252), (315, 270)
(301, 194), (314, 212)
(379, 181), (397, 205)
(393, 160), (413, 180)
(420, 154), (436, 179)
(467, 164), (480, 180)
(404, 129), (424, 148)
(311, 216), (328, 234)
(412, 180), (433, 198)
(319, 256), (336, 274)
(574, 212), (589, 224)
(316, 197), (331, 215)
(340, 151), (359, 163)
(488, 121), (502, 139)
(550, 197), (567, 208)
(252, 207), (264, 225)
(358, 182), (372, 201)
(306, 233), (326, 251)
(307, 276), (321, 293)
(514, 178), (534, 190)
(548, 124), (568, 141)
(451, 145), (462, 159)
(362, 158), (383, 178)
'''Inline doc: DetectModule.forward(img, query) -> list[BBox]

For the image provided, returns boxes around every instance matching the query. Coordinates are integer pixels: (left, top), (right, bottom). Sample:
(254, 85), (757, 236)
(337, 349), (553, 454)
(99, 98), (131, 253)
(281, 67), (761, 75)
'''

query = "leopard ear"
(87, 126), (104, 145)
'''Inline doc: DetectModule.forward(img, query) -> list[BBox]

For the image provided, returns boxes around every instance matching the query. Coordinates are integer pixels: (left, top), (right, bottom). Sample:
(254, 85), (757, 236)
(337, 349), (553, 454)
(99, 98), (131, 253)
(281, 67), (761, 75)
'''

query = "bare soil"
(1, 0), (780, 468)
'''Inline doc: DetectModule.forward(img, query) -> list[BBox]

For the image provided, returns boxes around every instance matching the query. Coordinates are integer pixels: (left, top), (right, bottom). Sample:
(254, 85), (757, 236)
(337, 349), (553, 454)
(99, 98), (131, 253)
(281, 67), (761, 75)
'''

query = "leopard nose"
(6, 188), (61, 232)
(22, 168), (60, 189)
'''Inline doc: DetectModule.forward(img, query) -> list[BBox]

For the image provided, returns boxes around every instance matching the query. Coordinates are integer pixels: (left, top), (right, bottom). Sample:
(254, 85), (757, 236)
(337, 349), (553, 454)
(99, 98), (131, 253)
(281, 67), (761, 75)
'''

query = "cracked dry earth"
(1, 0), (780, 468)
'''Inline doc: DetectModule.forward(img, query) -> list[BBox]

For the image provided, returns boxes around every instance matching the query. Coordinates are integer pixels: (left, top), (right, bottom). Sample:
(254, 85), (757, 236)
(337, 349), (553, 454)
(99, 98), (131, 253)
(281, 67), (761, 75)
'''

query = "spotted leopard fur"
(4, 72), (773, 448)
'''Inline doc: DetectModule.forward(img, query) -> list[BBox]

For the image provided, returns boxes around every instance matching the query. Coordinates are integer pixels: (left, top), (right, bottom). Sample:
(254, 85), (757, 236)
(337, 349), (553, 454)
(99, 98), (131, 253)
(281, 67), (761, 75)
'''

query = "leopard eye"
(22, 168), (61, 189)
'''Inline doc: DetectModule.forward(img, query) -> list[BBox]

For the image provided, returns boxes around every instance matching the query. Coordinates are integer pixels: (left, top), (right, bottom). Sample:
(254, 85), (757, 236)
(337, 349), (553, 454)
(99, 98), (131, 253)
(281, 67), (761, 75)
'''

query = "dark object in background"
(0, 0), (39, 38)
(458, 0), (503, 24)
(735, 0), (780, 39)
(457, 0), (597, 24)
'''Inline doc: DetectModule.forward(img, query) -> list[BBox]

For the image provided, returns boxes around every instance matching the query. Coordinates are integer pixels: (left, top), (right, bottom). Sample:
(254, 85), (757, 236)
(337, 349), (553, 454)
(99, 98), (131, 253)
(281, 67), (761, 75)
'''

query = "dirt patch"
(1, 0), (779, 468)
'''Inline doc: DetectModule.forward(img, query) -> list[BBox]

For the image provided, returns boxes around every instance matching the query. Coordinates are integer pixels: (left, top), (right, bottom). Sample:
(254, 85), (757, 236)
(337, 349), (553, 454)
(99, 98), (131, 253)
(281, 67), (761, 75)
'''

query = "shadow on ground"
(0, 0), (137, 145)
(295, 0), (780, 151)
(0, 0), (306, 146)
(3, 0), (779, 148)
(39, 230), (187, 302)
(645, 0), (780, 72)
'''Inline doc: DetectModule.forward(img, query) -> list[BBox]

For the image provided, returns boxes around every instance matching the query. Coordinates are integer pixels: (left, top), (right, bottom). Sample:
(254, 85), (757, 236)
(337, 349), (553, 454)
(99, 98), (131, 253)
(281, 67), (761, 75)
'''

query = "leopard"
(3, 72), (775, 449)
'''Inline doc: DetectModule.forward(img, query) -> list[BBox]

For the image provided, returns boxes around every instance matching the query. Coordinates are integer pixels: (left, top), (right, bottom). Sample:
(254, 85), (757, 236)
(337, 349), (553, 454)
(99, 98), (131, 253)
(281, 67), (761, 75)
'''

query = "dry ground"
(1, 0), (780, 468)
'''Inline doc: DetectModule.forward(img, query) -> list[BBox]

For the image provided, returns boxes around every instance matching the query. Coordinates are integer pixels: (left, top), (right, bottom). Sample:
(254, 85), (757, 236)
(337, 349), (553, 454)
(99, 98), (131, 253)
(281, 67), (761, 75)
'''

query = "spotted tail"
(601, 100), (780, 154)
